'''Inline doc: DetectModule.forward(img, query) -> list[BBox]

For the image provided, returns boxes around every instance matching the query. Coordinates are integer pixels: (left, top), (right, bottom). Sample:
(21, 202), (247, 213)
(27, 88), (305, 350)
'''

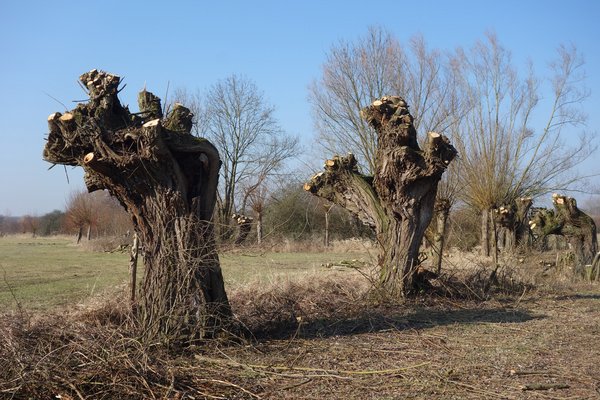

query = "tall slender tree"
(180, 76), (299, 238)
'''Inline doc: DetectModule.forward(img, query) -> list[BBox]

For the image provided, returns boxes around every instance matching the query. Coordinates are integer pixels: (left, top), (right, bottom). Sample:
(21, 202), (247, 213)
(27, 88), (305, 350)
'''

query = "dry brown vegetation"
(2, 260), (599, 399)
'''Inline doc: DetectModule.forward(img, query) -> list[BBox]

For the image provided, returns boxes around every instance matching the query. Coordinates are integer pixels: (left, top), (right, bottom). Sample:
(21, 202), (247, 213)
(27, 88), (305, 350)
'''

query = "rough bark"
(530, 194), (598, 274)
(43, 70), (231, 343)
(494, 197), (533, 251)
(129, 233), (139, 305)
(304, 96), (457, 296)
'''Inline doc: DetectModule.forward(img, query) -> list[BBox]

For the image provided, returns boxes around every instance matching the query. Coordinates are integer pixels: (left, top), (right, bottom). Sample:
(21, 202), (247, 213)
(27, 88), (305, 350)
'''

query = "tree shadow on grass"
(248, 304), (542, 341)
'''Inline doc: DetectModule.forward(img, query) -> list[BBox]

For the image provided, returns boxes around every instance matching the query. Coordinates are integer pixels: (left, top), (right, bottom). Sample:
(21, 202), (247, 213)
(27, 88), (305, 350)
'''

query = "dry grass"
(2, 262), (599, 399)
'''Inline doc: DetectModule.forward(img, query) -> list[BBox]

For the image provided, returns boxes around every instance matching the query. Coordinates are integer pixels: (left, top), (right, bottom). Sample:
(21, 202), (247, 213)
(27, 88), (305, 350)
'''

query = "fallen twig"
(520, 383), (570, 391)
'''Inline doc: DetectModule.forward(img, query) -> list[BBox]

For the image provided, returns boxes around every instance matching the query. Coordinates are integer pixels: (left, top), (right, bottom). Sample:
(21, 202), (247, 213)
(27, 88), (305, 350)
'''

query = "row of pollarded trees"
(43, 69), (456, 345)
(309, 27), (596, 266)
(41, 27), (597, 344)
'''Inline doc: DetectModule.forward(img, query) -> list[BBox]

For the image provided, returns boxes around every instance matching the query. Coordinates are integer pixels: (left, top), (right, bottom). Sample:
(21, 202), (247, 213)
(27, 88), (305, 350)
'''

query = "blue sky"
(1, 0), (599, 215)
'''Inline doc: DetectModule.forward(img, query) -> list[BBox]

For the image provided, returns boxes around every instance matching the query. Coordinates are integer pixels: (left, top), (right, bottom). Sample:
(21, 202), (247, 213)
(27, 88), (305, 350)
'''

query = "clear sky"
(1, 0), (599, 216)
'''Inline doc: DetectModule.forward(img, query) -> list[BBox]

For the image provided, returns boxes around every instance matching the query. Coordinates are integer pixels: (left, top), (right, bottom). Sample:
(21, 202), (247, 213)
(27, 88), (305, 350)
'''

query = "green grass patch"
(0, 236), (130, 310)
(0, 235), (370, 311)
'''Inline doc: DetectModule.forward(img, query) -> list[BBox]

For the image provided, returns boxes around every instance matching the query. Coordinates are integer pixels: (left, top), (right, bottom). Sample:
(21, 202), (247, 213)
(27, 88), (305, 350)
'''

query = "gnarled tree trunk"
(530, 194), (598, 275)
(43, 70), (231, 343)
(495, 197), (533, 251)
(304, 96), (456, 297)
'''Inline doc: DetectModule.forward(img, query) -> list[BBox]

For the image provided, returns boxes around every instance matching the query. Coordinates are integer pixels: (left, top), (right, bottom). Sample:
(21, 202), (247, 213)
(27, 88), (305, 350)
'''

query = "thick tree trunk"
(304, 96), (456, 297)
(43, 70), (231, 343)
(86, 224), (92, 241)
(530, 194), (598, 274)
(514, 197), (533, 247)
(431, 198), (450, 274)
(495, 197), (533, 252)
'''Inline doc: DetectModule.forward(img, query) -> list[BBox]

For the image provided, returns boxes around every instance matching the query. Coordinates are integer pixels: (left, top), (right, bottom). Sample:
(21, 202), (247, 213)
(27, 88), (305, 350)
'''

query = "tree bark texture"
(304, 96), (457, 296)
(494, 197), (533, 251)
(43, 70), (231, 343)
(129, 233), (139, 305)
(530, 194), (598, 273)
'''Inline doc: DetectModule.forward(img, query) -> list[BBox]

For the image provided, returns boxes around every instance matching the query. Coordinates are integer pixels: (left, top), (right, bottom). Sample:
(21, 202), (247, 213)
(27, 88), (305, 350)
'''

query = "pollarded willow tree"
(309, 27), (465, 271)
(304, 96), (457, 296)
(43, 70), (231, 343)
(530, 194), (597, 273)
(452, 34), (593, 257)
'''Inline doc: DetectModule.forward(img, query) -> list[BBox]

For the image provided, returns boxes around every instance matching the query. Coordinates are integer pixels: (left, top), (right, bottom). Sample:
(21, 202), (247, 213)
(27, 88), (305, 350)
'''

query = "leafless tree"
(309, 27), (465, 273)
(65, 190), (131, 241)
(451, 33), (594, 257)
(309, 26), (462, 174)
(20, 215), (39, 237)
(201, 75), (300, 238)
(65, 190), (97, 243)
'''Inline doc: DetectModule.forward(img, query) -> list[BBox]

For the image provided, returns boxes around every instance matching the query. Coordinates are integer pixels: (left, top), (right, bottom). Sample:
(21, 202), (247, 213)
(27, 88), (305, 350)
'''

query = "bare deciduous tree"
(452, 34), (594, 257)
(309, 26), (462, 174)
(65, 190), (97, 243)
(20, 215), (39, 237)
(181, 75), (300, 239)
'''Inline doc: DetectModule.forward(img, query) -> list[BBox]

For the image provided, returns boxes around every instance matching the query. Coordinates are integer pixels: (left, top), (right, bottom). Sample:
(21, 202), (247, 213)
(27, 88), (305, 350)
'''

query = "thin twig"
(247, 361), (431, 376)
(194, 378), (262, 399)
(43, 91), (69, 111)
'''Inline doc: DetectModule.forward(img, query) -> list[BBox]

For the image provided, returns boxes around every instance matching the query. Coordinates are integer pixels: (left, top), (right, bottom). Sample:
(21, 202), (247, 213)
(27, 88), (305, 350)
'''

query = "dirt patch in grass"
(1, 269), (599, 399)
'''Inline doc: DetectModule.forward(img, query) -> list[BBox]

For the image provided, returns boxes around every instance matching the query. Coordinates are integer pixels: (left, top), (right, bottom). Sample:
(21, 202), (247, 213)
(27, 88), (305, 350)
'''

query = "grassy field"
(2, 235), (599, 399)
(0, 236), (131, 310)
(0, 235), (371, 310)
